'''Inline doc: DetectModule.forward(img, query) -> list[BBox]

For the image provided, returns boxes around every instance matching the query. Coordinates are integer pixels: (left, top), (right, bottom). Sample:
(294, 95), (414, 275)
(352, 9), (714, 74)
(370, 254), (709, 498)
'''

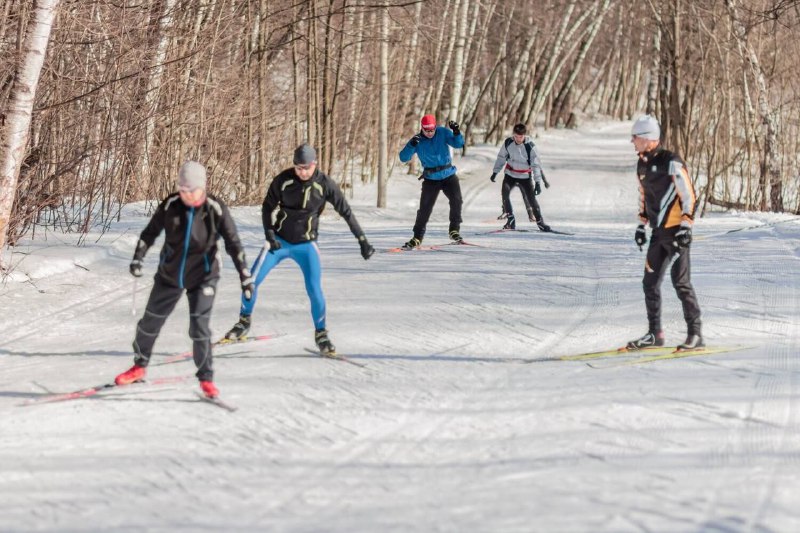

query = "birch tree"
(725, 0), (783, 211)
(377, 0), (389, 208)
(0, 0), (60, 260)
(448, 0), (469, 121)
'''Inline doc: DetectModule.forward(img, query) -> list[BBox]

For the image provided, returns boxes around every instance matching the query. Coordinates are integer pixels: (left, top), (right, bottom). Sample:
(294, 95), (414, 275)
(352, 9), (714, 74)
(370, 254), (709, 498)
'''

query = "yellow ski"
(586, 345), (752, 368)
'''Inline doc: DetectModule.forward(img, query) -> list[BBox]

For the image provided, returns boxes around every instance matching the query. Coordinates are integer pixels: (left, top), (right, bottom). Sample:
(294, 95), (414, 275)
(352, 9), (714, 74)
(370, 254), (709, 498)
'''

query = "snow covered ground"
(1, 120), (799, 532)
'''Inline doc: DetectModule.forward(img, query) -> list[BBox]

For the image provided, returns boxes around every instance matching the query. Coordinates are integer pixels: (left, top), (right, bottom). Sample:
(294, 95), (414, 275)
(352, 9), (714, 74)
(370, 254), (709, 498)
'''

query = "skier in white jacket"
(490, 123), (551, 231)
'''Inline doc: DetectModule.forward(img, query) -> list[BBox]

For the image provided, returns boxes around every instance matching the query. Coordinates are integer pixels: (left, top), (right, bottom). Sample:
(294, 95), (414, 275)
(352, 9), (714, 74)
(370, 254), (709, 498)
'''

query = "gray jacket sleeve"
(492, 144), (508, 174)
(529, 142), (544, 184)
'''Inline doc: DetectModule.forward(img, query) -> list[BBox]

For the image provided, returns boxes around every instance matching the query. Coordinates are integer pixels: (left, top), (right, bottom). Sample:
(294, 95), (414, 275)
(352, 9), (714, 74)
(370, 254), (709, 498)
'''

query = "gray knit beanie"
(293, 144), (317, 165)
(631, 115), (660, 141)
(177, 161), (207, 190)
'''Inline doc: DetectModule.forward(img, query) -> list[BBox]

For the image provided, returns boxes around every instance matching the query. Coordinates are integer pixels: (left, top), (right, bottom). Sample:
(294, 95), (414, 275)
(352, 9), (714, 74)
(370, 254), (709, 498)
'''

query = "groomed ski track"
(1, 120), (799, 532)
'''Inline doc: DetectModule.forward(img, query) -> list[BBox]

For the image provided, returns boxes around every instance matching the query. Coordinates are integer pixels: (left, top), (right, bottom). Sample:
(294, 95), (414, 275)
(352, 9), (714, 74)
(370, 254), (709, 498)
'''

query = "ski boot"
(200, 380), (219, 399)
(449, 229), (464, 244)
(502, 214), (516, 230)
(315, 328), (336, 355)
(402, 237), (422, 250)
(677, 334), (705, 351)
(626, 331), (665, 351)
(115, 364), (146, 385)
(536, 219), (552, 232)
(224, 314), (251, 341)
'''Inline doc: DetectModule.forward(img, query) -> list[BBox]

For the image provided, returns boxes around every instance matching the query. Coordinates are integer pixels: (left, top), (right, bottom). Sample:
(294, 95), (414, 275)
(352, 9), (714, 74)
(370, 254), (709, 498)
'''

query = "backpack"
(504, 137), (534, 166)
(504, 137), (550, 187)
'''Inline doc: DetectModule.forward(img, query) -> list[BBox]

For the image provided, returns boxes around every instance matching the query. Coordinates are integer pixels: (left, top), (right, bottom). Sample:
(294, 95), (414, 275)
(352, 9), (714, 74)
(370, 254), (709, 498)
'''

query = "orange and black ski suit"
(637, 147), (701, 336)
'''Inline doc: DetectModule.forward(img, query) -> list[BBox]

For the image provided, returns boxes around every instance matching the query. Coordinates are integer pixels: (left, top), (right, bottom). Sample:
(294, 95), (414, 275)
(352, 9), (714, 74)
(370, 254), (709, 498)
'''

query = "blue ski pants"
(240, 238), (326, 330)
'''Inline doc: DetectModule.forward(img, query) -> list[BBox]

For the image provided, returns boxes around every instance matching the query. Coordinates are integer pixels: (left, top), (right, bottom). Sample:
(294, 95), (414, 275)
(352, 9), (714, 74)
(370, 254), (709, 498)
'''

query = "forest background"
(1, 0), (799, 256)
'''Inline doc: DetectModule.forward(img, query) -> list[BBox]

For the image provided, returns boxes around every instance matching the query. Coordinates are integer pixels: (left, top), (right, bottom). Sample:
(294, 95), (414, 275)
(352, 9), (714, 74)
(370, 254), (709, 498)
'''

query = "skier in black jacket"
(224, 144), (374, 355)
(115, 161), (254, 398)
(627, 115), (703, 351)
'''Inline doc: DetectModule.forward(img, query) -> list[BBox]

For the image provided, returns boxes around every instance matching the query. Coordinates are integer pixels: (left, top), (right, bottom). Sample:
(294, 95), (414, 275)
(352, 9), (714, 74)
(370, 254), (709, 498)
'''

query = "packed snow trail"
(1, 121), (799, 532)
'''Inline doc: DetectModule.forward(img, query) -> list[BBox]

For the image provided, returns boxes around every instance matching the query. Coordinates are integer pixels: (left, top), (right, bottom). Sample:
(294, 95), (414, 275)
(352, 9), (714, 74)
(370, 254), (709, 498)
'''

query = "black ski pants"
(642, 228), (702, 335)
(133, 274), (218, 381)
(501, 175), (542, 222)
(413, 175), (463, 240)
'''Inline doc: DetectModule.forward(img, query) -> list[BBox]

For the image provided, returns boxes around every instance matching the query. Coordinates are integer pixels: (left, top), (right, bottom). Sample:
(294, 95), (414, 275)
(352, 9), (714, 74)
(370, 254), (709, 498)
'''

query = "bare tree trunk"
(430, 0), (459, 116)
(257, 0), (269, 191)
(292, 10), (303, 147)
(725, 0), (783, 212)
(0, 0), (60, 260)
(449, 0), (469, 121)
(646, 22), (660, 115)
(140, 0), (177, 198)
(526, 0), (577, 126)
(377, 0), (388, 208)
(342, 0), (365, 193)
(420, 0), (452, 114)
(551, 0), (611, 126)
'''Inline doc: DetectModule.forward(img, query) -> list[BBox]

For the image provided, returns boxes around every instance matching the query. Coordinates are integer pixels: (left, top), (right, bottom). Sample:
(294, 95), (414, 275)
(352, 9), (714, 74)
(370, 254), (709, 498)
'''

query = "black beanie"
(293, 144), (317, 165)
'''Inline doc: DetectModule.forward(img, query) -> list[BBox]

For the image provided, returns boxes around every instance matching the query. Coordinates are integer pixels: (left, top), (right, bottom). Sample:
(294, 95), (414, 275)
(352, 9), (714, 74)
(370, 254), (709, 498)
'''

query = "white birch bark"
(419, 0), (452, 114)
(431, 0), (460, 116)
(526, 0), (577, 125)
(343, 0), (365, 192)
(725, 0), (783, 211)
(377, 0), (388, 208)
(449, 0), (469, 121)
(0, 0), (60, 258)
(552, 0), (612, 125)
(139, 0), (177, 194)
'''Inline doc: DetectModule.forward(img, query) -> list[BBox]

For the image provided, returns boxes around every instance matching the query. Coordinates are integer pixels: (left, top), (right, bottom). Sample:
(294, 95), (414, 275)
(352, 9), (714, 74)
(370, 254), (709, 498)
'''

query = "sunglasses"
(422, 127), (436, 133)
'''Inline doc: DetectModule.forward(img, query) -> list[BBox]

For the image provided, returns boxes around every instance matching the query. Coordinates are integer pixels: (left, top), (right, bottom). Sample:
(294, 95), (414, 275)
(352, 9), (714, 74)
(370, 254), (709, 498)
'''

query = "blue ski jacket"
(399, 126), (464, 181)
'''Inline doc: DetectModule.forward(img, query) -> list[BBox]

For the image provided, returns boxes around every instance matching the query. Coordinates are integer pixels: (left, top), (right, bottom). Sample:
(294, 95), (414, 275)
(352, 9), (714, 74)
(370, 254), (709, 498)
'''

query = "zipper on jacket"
(178, 207), (195, 288)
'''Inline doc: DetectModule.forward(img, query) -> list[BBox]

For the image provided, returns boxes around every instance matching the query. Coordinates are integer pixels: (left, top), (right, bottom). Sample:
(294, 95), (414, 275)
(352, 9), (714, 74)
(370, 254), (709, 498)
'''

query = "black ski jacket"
(262, 168), (364, 243)
(637, 147), (697, 230)
(133, 193), (249, 289)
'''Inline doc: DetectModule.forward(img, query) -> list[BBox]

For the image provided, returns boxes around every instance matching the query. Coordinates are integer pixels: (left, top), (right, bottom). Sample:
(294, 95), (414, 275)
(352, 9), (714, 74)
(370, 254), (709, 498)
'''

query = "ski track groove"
(690, 233), (798, 531)
(742, 229), (800, 530)
(1, 278), (150, 347)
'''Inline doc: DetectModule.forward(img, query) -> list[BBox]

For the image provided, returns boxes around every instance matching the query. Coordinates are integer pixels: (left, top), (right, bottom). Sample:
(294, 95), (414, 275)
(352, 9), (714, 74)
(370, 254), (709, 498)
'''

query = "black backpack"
(504, 137), (550, 187)
(504, 137), (534, 166)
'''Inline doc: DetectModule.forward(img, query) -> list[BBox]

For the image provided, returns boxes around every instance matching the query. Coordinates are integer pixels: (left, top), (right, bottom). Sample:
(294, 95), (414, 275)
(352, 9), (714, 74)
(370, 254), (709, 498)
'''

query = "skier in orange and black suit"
(626, 115), (703, 351)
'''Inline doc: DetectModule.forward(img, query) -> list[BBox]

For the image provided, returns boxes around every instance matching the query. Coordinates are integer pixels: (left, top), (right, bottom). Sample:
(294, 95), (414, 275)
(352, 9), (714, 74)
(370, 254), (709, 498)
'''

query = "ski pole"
(131, 278), (138, 316)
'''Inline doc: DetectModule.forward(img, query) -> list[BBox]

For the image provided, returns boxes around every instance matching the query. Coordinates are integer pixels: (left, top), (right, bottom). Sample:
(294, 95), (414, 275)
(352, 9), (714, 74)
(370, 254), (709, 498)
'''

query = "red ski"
(153, 333), (284, 367)
(20, 375), (189, 406)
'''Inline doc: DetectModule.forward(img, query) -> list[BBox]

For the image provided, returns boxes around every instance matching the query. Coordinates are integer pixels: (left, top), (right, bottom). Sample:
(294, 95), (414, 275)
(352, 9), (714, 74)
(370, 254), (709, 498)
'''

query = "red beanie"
(421, 115), (436, 130)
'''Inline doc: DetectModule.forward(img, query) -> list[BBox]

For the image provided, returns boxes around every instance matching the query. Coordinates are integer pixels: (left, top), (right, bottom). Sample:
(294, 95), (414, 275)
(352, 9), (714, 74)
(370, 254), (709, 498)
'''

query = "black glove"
(409, 134), (421, 147)
(674, 224), (692, 248)
(358, 236), (375, 260)
(265, 230), (281, 253)
(534, 182), (542, 196)
(448, 120), (460, 136)
(490, 173), (497, 183)
(634, 224), (648, 251)
(129, 259), (143, 277)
